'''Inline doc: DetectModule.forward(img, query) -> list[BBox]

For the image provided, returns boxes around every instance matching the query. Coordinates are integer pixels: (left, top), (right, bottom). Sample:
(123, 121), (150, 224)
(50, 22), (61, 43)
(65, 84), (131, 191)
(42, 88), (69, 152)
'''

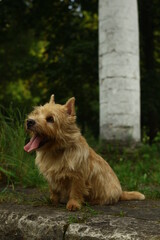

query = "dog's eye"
(46, 116), (54, 123)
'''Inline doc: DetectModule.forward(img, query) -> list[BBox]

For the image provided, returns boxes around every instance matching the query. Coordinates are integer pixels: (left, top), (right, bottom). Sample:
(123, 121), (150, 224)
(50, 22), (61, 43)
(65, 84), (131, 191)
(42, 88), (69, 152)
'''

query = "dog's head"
(24, 95), (77, 153)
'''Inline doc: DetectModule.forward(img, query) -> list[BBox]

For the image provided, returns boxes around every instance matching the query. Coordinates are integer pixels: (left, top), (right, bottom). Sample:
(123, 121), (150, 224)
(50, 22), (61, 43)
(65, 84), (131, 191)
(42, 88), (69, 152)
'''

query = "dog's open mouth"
(24, 135), (48, 153)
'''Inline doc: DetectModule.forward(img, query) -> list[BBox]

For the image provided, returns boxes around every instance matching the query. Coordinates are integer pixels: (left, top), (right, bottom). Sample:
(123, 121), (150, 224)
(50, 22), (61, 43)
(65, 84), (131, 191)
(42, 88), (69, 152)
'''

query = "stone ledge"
(0, 200), (160, 240)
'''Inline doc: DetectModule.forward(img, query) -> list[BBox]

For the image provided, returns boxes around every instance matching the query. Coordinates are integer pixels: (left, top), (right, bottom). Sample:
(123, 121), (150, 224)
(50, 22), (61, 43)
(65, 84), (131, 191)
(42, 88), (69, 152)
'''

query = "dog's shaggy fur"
(24, 95), (145, 210)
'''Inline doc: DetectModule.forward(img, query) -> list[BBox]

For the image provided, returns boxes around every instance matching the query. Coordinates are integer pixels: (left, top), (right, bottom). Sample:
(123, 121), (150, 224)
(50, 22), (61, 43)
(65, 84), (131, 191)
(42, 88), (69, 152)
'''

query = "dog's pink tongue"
(24, 135), (42, 153)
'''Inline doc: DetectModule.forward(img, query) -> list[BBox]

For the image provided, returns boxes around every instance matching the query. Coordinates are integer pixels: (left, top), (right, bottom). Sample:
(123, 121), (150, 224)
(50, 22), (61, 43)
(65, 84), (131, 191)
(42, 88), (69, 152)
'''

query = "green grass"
(106, 144), (160, 198)
(0, 107), (46, 188)
(0, 108), (160, 200)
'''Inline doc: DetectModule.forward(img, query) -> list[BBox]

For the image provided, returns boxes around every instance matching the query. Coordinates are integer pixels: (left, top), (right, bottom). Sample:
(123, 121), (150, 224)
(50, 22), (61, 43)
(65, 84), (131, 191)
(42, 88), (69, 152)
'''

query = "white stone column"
(99, 0), (140, 143)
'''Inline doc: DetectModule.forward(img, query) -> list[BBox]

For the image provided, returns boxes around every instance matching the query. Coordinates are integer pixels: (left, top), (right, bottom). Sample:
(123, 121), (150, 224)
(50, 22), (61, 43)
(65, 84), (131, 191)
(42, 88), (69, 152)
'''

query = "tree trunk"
(99, 0), (140, 144)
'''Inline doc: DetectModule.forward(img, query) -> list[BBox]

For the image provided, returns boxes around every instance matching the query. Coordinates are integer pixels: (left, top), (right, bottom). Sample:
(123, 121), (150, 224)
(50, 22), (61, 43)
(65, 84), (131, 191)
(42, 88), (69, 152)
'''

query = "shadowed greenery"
(0, 108), (46, 187)
(0, 0), (160, 139)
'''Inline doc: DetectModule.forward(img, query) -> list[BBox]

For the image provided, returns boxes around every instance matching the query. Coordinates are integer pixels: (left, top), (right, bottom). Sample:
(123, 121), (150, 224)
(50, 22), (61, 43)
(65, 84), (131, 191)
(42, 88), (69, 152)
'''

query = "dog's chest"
(35, 151), (73, 185)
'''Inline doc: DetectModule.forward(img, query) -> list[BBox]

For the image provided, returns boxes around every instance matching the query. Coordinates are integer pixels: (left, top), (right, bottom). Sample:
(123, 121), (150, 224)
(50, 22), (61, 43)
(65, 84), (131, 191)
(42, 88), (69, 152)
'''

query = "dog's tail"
(120, 191), (145, 201)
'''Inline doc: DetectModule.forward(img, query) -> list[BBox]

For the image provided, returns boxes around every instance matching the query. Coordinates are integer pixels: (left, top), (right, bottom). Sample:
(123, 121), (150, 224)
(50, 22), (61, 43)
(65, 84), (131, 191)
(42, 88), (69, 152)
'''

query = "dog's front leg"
(66, 177), (86, 211)
(49, 185), (59, 206)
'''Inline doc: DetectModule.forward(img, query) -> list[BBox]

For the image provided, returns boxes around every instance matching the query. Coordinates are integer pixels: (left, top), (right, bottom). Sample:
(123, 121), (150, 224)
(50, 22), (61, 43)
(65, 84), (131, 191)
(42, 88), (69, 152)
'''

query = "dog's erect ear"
(49, 94), (55, 104)
(65, 97), (75, 116)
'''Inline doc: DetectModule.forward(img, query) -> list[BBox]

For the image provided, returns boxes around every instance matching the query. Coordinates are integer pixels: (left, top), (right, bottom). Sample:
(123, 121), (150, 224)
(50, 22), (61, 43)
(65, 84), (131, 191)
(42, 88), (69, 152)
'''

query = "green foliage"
(0, 0), (98, 136)
(0, 108), (46, 187)
(138, 0), (160, 141)
(0, 0), (159, 138)
(105, 143), (160, 198)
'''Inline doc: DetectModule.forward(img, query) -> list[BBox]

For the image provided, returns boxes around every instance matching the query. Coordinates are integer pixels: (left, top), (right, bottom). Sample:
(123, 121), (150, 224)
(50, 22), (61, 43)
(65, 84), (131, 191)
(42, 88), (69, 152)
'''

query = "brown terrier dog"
(24, 95), (145, 211)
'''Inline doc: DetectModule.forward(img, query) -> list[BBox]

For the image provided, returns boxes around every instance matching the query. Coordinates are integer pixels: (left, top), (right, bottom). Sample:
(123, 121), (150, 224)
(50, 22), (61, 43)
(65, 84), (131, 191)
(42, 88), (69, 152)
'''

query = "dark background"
(0, 0), (159, 141)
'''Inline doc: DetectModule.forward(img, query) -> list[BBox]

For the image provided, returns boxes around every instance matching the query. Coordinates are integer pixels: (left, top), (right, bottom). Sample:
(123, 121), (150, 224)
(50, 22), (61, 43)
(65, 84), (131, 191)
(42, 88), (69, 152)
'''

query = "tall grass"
(0, 107), (46, 188)
(110, 144), (160, 193)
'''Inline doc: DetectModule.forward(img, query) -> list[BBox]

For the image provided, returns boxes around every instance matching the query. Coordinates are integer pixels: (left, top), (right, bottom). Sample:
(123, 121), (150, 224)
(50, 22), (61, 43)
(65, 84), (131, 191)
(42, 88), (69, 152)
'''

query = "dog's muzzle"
(27, 119), (35, 129)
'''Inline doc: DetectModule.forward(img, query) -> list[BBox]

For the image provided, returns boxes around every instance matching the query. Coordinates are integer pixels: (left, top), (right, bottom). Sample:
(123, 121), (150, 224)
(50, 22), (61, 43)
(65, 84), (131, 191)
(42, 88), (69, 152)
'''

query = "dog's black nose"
(27, 119), (35, 129)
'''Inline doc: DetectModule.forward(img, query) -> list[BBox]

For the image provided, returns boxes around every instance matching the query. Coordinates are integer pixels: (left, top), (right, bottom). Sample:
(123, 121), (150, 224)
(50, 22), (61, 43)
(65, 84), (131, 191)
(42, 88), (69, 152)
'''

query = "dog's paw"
(66, 199), (81, 211)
